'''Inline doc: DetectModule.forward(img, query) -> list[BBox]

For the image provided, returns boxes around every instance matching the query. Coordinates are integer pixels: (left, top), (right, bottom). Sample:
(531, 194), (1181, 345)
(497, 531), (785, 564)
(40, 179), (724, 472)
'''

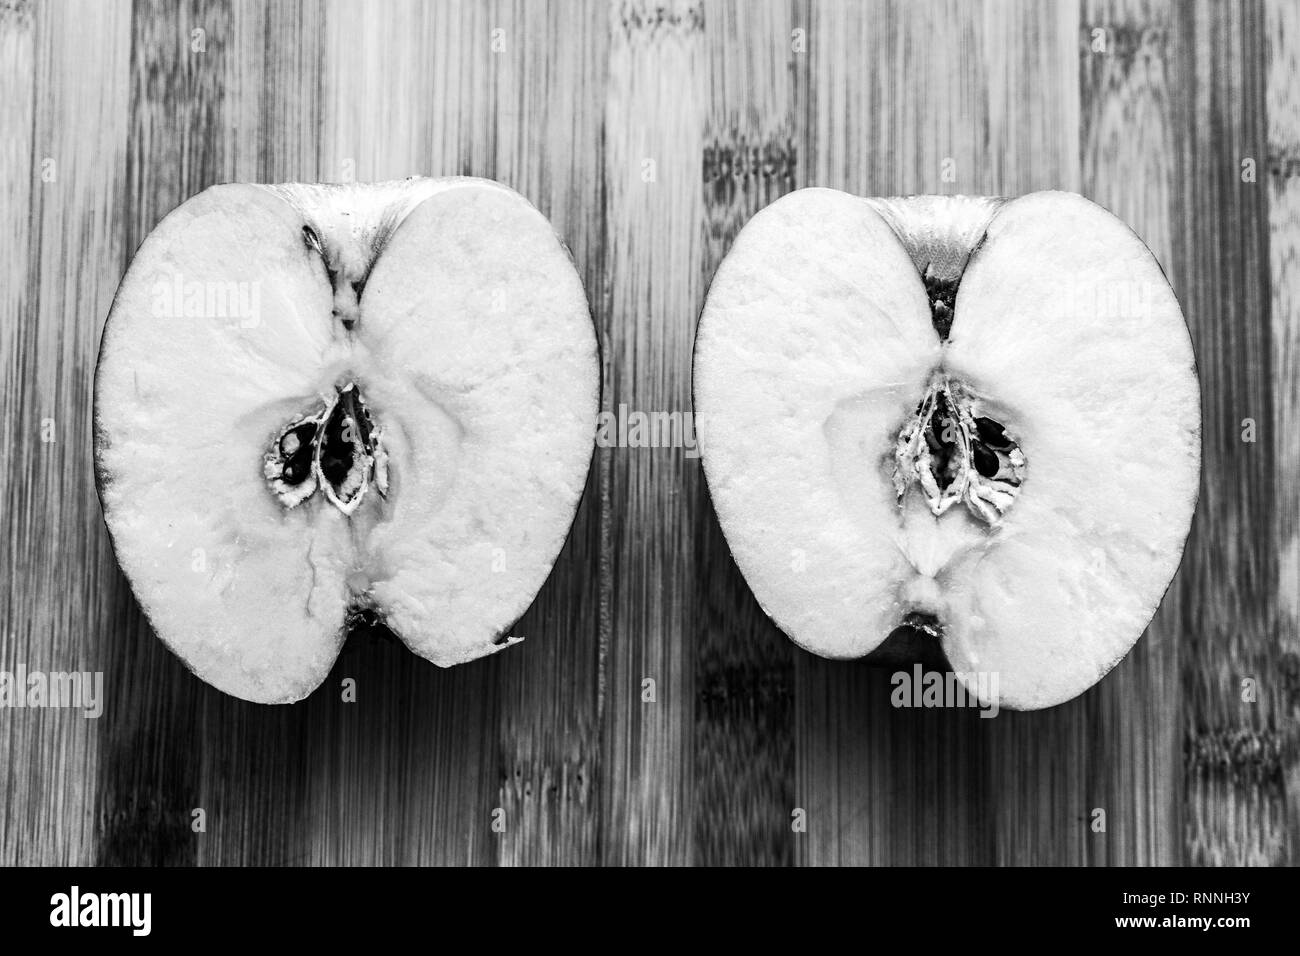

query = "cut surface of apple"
(95, 177), (598, 703)
(694, 188), (1200, 710)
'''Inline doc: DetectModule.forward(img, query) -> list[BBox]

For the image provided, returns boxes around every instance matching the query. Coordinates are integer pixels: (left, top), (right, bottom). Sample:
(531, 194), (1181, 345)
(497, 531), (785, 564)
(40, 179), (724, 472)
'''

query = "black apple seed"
(975, 416), (1009, 448)
(972, 440), (999, 478)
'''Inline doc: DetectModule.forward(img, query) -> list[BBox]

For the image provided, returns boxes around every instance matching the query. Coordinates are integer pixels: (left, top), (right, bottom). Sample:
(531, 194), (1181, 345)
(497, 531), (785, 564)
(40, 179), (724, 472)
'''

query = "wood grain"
(1173, 0), (1290, 867)
(3, 0), (133, 866)
(0, 0), (40, 867)
(1266, 0), (1300, 864)
(599, 0), (705, 865)
(0, 0), (1294, 866)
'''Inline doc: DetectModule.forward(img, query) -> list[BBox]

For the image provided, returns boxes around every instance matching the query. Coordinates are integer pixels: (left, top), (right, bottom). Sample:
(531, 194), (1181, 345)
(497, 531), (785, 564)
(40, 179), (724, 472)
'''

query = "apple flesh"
(94, 178), (599, 703)
(693, 188), (1200, 710)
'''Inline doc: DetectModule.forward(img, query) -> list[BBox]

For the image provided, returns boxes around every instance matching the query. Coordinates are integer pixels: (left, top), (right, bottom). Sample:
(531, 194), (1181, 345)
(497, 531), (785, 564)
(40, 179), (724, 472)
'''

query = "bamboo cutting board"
(0, 0), (1295, 866)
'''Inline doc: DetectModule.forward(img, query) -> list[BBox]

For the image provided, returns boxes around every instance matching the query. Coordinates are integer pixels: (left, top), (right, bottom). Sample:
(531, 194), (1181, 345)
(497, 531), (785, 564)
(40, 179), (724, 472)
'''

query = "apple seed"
(893, 373), (1025, 524)
(264, 383), (386, 515)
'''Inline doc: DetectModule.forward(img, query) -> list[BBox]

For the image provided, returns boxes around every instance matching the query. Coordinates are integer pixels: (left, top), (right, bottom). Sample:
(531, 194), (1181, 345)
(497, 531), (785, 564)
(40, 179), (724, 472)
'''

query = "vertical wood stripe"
(1175, 0), (1287, 866)
(0, 0), (39, 866)
(599, 0), (704, 865)
(1265, 0), (1300, 865)
(4, 0), (133, 865)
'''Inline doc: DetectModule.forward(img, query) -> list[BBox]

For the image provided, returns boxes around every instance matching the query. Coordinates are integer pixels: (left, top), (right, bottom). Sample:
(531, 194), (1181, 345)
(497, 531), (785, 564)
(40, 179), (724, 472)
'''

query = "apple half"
(693, 188), (1200, 710)
(95, 178), (599, 703)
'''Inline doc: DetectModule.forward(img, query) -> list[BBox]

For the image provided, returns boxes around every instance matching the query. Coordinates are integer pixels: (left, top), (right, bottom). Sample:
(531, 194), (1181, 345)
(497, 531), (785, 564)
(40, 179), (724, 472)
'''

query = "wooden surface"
(1, 0), (1296, 866)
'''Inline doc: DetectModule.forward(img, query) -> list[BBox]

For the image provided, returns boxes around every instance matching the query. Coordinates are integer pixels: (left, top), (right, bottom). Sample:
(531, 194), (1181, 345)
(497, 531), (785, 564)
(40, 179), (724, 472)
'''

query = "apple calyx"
(263, 382), (387, 515)
(892, 371), (1025, 524)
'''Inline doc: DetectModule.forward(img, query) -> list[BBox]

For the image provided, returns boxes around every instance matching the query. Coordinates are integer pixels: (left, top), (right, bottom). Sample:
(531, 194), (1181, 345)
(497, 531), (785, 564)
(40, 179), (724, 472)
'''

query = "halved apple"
(95, 178), (599, 703)
(693, 188), (1200, 710)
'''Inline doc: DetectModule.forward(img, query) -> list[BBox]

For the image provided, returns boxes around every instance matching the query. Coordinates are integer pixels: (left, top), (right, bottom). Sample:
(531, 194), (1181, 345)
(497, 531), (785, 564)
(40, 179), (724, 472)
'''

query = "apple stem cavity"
(892, 372), (1025, 524)
(263, 382), (387, 515)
